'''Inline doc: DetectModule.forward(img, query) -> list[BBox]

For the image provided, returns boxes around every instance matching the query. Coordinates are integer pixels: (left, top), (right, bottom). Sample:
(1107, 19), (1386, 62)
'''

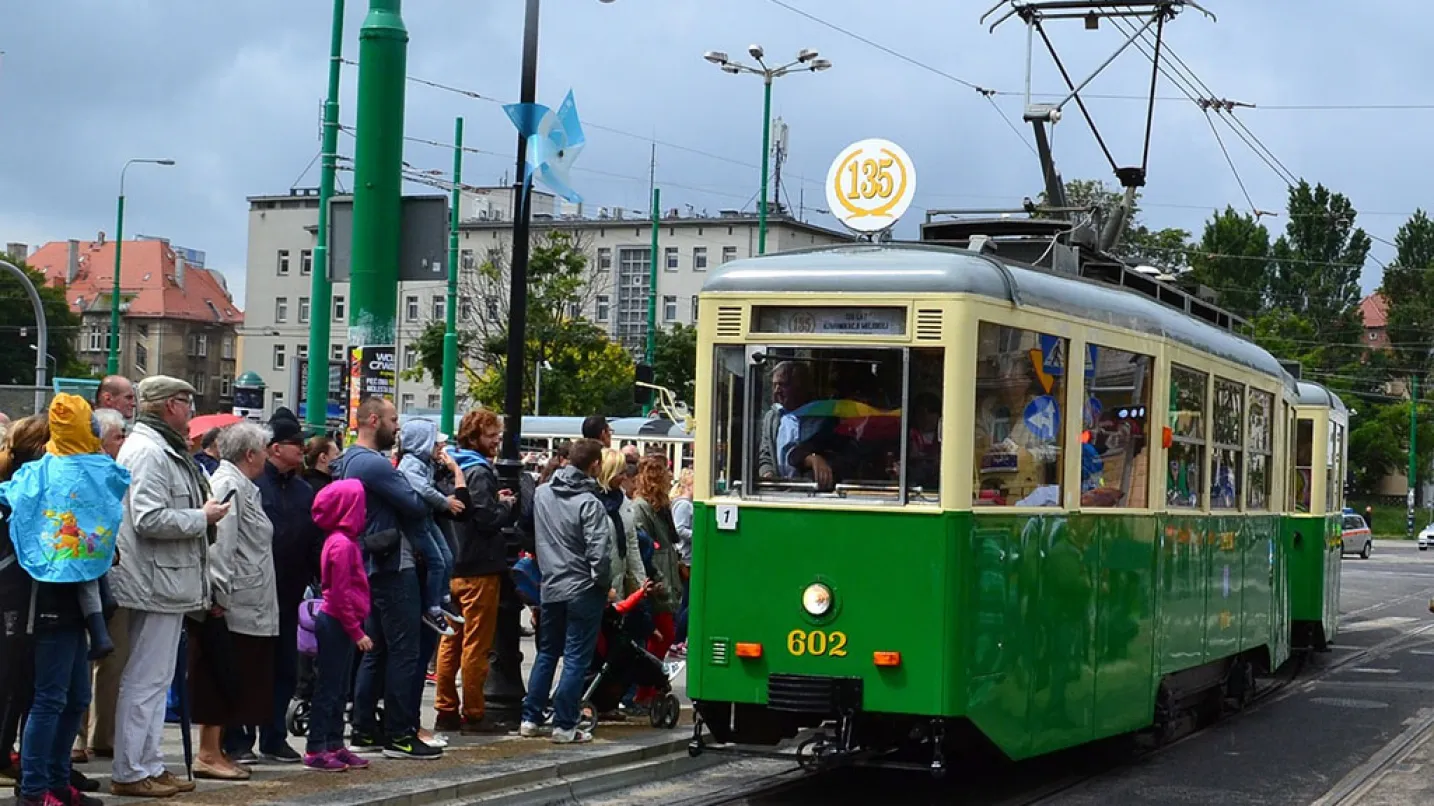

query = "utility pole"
(109, 158), (174, 375)
(441, 117), (463, 436)
(348, 0), (408, 392)
(1411, 375), (1419, 539)
(305, 0), (345, 434)
(0, 260), (47, 415)
(758, 76), (772, 253)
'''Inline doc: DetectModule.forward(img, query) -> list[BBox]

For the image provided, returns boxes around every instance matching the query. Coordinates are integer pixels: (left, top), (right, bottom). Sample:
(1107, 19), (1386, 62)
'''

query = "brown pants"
(89, 607), (133, 753)
(434, 575), (501, 722)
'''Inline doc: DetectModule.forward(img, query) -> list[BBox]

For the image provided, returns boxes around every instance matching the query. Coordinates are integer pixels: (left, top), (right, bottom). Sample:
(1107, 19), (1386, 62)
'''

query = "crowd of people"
(0, 379), (693, 805)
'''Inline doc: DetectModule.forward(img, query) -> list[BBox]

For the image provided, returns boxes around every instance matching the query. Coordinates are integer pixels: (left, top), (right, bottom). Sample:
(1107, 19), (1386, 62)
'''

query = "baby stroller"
(286, 597), (382, 737)
(572, 585), (683, 732)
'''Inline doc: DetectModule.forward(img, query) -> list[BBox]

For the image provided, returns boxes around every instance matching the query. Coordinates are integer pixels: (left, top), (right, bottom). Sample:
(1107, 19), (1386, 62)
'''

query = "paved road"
(589, 540), (1434, 805)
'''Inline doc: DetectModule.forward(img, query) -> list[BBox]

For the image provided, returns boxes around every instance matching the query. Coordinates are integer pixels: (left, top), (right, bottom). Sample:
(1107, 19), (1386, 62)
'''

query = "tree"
(1380, 209), (1434, 376)
(0, 259), (85, 386)
(413, 230), (637, 416)
(1187, 207), (1272, 321)
(652, 323), (697, 407)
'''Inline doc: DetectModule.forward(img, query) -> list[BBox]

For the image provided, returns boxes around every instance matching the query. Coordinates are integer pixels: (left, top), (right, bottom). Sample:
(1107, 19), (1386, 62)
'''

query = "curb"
(470, 750), (727, 805)
(273, 736), (692, 806)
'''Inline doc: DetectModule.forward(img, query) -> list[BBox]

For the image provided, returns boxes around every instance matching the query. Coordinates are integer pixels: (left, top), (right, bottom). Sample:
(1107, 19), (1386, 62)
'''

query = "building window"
(598, 247), (612, 271)
(663, 295), (677, 322)
(333, 295), (346, 321)
(596, 295), (610, 322)
(485, 297), (499, 322)
(427, 394), (441, 409)
(330, 344), (344, 362)
(275, 297), (288, 323)
(272, 391), (285, 410)
(136, 324), (149, 339)
(222, 336), (234, 360)
(460, 248), (475, 270)
(197, 333), (208, 357)
(406, 295), (419, 322)
(693, 246), (708, 270)
(300, 249), (313, 276)
(135, 343), (148, 374)
(273, 344), (286, 370)
(665, 247), (678, 271)
(220, 376), (232, 397)
(297, 343), (309, 360)
(298, 297), (310, 324)
(187, 334), (198, 356)
(460, 296), (474, 321)
(277, 250), (290, 276)
(191, 373), (206, 396)
(400, 393), (414, 412)
(403, 344), (416, 370)
(432, 295), (445, 322)
(690, 296), (699, 322)
(567, 302), (580, 320)
(722, 246), (737, 263)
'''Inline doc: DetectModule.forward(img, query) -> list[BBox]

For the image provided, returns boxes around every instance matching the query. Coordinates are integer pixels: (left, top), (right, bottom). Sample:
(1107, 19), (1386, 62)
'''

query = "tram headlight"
(802, 583), (833, 617)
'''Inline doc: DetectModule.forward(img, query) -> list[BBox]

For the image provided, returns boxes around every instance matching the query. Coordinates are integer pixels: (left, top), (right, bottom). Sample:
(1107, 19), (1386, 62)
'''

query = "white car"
(1419, 524), (1434, 551)
(1341, 514), (1374, 559)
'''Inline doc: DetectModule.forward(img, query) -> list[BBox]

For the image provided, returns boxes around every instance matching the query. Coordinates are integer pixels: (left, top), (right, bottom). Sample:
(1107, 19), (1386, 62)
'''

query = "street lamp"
(703, 45), (830, 255)
(109, 157), (176, 375)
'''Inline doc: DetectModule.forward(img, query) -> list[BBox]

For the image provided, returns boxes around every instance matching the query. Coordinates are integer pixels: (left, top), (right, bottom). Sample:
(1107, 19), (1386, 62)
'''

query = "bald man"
(94, 375), (136, 420)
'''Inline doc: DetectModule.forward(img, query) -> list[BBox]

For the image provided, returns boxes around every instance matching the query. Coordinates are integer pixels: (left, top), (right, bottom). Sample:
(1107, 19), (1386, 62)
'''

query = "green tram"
(685, 242), (1346, 771)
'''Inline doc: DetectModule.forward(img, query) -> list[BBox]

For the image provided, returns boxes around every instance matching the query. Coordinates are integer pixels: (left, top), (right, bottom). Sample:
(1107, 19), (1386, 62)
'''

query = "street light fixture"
(109, 157), (176, 375)
(703, 44), (830, 254)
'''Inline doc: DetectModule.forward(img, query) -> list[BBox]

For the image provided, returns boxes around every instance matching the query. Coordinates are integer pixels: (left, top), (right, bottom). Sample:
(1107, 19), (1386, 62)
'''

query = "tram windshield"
(709, 345), (942, 503)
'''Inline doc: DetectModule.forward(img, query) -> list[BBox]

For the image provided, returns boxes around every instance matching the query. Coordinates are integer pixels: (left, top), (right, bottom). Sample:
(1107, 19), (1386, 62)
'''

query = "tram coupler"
(688, 713), (706, 758)
(929, 719), (947, 780)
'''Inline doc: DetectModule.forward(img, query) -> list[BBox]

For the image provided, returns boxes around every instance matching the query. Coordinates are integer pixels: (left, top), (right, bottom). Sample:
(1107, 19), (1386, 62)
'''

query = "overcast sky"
(1, 1), (1423, 310)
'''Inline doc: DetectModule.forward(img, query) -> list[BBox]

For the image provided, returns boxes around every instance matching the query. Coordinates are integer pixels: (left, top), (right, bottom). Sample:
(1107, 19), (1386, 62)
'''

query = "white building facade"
(239, 187), (849, 417)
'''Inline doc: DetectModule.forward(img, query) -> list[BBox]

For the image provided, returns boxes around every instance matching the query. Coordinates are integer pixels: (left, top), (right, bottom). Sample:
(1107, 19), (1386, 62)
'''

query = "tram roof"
(702, 243), (1291, 383)
(1296, 381), (1348, 414)
(520, 415), (690, 440)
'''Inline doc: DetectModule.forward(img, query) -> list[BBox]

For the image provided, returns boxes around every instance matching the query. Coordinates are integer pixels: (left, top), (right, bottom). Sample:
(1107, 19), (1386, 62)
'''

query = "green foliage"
(0, 259), (85, 385)
(1380, 209), (1434, 376)
(404, 319), (476, 388)
(652, 323), (697, 406)
(1186, 207), (1271, 321)
(470, 337), (637, 417)
(1346, 401), (1434, 497)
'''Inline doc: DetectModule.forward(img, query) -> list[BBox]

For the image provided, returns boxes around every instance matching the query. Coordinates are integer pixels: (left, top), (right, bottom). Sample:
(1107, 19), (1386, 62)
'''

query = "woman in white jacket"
(595, 449), (646, 598)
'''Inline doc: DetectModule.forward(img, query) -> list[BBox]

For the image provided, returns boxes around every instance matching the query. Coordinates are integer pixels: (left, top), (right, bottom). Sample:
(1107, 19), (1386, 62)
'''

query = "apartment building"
(24, 237), (242, 413)
(238, 186), (849, 417)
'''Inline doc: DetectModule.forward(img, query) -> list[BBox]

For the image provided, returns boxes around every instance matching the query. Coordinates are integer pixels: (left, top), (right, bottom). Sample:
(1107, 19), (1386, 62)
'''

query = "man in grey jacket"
(109, 376), (230, 799)
(519, 438), (613, 744)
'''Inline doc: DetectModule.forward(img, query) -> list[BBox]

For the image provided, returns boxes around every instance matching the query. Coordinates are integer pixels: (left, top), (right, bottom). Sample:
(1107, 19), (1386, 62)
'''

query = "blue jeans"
(224, 609), (300, 756)
(308, 612), (356, 754)
(353, 568), (420, 741)
(521, 589), (605, 731)
(676, 583), (690, 644)
(411, 521), (453, 613)
(21, 627), (91, 798)
(412, 618), (438, 729)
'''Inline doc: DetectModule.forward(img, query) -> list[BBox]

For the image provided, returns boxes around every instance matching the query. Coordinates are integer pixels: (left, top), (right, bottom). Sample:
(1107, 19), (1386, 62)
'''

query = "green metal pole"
(441, 117), (463, 435)
(348, 0), (408, 368)
(107, 194), (125, 375)
(644, 188), (660, 416)
(1411, 375), (1419, 538)
(305, 0), (345, 433)
(758, 76), (772, 255)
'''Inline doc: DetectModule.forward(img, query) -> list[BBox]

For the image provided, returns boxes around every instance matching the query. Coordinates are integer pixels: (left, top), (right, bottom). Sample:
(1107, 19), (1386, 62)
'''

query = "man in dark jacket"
(223, 408), (319, 764)
(433, 409), (515, 735)
(333, 397), (441, 760)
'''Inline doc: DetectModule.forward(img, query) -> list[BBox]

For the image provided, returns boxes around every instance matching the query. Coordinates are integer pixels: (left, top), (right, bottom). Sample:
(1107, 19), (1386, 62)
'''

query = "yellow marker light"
(802, 583), (833, 617)
(735, 642), (763, 659)
(873, 651), (902, 667)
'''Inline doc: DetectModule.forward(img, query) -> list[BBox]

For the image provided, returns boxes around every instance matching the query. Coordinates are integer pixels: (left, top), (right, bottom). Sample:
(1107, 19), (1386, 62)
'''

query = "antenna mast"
(981, 0), (1213, 249)
(771, 117), (789, 216)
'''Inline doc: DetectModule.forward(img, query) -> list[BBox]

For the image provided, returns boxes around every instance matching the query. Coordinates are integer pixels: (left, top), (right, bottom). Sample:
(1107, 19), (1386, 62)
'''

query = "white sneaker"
(519, 721), (551, 738)
(551, 726), (593, 744)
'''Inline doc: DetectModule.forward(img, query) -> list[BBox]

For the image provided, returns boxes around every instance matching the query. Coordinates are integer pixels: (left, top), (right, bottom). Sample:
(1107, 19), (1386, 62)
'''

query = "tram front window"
(709, 345), (942, 503)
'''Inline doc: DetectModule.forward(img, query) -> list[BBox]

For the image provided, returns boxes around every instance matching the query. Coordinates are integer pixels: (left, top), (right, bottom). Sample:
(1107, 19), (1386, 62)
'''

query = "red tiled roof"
(1360, 293), (1388, 329)
(25, 240), (244, 325)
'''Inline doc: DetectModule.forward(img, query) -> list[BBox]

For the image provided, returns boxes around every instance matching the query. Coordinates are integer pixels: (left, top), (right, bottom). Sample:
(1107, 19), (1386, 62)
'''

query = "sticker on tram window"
(1023, 395), (1060, 442)
(715, 504), (739, 531)
(787, 629), (849, 658)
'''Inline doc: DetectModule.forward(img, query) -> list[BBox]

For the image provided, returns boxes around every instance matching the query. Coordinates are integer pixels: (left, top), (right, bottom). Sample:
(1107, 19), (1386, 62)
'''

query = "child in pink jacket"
(305, 479), (374, 772)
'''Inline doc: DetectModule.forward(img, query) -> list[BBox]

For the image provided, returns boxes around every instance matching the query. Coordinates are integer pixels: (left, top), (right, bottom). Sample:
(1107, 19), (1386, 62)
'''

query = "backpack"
(512, 552), (541, 607)
(297, 598), (323, 657)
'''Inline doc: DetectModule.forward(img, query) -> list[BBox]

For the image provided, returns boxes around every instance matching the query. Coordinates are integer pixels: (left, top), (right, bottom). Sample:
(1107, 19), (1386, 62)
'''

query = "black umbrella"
(174, 629), (193, 781)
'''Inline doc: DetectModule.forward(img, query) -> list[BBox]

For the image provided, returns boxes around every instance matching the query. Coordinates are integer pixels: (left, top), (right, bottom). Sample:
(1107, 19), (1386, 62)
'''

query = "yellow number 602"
(787, 629), (848, 657)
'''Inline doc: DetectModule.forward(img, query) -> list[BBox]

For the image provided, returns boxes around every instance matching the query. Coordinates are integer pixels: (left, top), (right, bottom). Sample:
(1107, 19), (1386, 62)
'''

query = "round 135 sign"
(824, 138), (917, 233)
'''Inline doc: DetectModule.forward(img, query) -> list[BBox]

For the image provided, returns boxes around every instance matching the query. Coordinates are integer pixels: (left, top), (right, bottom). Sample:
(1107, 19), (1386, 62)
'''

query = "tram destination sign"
(824, 138), (917, 234)
(754, 306), (906, 336)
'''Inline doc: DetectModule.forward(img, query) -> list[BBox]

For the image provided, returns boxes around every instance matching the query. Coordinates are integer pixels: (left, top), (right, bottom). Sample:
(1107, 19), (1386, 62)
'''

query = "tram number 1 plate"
(715, 504), (739, 531)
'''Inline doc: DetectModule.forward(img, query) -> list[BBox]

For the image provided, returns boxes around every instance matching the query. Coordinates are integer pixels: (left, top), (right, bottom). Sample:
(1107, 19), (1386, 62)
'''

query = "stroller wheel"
(656, 693), (681, 730)
(287, 699), (311, 737)
(578, 701), (599, 734)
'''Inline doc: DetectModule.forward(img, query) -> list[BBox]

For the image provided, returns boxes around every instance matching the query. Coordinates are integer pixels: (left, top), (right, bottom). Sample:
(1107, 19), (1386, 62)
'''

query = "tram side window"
(1167, 366), (1207, 508)
(1247, 389), (1274, 510)
(1084, 345), (1152, 508)
(1327, 421), (1345, 512)
(717, 345), (942, 502)
(973, 323), (1064, 507)
(1294, 418), (1314, 513)
(1211, 378), (1244, 510)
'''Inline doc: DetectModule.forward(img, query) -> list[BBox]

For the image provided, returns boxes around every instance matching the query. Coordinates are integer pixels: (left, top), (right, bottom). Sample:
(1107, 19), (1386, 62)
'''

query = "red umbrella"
(188, 413), (241, 440)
